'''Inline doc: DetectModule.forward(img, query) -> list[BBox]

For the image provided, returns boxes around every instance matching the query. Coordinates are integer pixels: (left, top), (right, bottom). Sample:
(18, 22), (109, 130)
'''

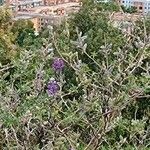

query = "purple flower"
(47, 79), (59, 96)
(52, 58), (65, 72)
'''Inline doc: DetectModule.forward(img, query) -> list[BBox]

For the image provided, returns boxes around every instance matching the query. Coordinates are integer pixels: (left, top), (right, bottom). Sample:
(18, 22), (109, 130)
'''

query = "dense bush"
(0, 1), (150, 149)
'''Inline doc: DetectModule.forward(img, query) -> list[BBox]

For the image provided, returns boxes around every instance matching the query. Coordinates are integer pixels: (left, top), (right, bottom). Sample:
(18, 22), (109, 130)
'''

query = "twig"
(0, 65), (14, 72)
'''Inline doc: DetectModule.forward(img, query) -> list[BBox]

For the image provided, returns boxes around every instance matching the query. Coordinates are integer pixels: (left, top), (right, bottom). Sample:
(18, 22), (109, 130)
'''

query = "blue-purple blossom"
(52, 58), (65, 71)
(47, 79), (59, 96)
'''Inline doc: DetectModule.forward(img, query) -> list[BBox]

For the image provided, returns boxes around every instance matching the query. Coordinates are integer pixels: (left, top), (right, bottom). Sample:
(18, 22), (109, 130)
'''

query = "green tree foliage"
(0, 8), (42, 65)
(11, 19), (42, 48)
(57, 1), (125, 71)
(0, 7), (18, 65)
(0, 7), (11, 25)
(96, 2), (120, 12)
(121, 5), (137, 13)
(0, 0), (150, 149)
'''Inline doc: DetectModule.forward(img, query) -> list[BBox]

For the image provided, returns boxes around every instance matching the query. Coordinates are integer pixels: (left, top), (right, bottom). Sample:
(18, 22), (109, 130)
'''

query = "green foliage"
(0, 7), (18, 65)
(0, 0), (150, 149)
(121, 6), (137, 13)
(11, 20), (42, 48)
(0, 8), (42, 65)
(96, 2), (120, 12)
(68, 1), (119, 34)
(0, 7), (11, 26)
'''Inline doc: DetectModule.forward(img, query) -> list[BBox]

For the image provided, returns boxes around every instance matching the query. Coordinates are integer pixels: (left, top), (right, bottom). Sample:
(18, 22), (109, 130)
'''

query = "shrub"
(0, 1), (150, 149)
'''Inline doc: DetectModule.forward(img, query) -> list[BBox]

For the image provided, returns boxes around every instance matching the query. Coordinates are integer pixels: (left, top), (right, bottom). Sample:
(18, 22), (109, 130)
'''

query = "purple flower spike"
(52, 58), (65, 72)
(47, 79), (59, 96)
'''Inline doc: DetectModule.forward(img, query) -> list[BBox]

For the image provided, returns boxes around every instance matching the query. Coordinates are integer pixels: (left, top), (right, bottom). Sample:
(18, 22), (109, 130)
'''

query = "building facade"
(11, 0), (80, 31)
(119, 0), (150, 14)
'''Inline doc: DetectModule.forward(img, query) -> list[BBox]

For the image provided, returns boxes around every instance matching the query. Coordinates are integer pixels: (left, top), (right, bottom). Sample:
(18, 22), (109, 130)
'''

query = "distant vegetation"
(0, 0), (150, 149)
(121, 5), (137, 13)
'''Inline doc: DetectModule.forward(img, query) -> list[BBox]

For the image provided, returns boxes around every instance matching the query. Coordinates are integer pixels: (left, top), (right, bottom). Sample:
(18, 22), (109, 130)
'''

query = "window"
(139, 6), (142, 10)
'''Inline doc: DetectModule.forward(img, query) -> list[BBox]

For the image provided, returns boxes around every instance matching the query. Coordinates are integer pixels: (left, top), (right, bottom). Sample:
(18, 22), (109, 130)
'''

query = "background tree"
(0, 7), (18, 65)
(11, 20), (42, 48)
(0, 0), (150, 149)
(121, 5), (137, 13)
